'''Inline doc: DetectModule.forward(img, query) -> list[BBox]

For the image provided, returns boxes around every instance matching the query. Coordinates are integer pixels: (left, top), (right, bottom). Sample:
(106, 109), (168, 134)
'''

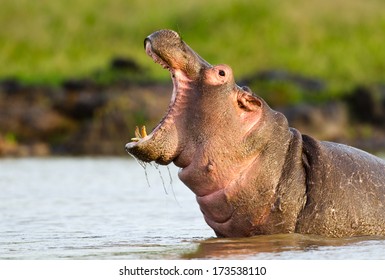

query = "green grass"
(1, 0), (385, 88)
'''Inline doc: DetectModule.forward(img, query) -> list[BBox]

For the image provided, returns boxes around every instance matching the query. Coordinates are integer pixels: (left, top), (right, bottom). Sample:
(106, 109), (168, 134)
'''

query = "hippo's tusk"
(141, 126), (147, 138)
(131, 126), (147, 142)
(134, 126), (141, 139)
(131, 126), (141, 142)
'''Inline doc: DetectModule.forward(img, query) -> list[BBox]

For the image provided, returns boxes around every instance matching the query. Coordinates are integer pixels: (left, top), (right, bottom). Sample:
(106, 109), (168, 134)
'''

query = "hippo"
(125, 29), (385, 238)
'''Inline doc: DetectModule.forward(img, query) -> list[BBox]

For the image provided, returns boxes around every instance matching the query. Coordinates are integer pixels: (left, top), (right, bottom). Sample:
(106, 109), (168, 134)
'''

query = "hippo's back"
(296, 134), (385, 237)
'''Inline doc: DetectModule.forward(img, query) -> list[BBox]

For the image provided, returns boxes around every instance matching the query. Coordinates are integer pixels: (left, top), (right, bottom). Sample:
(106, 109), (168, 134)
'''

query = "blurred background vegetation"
(1, 0), (385, 156)
(1, 0), (384, 86)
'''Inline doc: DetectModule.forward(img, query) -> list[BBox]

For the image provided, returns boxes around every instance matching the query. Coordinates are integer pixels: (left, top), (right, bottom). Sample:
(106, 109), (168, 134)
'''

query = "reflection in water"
(184, 234), (385, 259)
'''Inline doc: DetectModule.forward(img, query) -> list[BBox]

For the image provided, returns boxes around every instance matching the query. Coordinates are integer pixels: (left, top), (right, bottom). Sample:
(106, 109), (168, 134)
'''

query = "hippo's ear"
(237, 90), (262, 112)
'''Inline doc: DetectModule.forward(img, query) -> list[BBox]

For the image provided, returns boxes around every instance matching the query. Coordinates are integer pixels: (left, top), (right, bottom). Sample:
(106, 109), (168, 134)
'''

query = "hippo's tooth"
(131, 126), (147, 142)
(141, 126), (147, 138)
(134, 126), (141, 139)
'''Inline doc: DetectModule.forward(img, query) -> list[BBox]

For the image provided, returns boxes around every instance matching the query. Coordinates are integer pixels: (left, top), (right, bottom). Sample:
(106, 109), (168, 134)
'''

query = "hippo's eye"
(219, 70), (226, 77)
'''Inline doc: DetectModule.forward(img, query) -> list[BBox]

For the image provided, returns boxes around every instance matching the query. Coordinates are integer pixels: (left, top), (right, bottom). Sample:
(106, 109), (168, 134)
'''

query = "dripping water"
(127, 152), (151, 188)
(167, 165), (180, 206)
(128, 152), (179, 205)
(153, 163), (180, 206)
(153, 163), (168, 194)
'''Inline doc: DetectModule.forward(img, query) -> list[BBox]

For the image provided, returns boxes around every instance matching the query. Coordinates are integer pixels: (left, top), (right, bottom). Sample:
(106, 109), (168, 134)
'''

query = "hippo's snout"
(143, 29), (211, 78)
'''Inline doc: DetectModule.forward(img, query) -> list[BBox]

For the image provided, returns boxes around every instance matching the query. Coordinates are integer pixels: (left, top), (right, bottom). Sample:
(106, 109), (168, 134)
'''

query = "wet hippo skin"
(126, 30), (385, 238)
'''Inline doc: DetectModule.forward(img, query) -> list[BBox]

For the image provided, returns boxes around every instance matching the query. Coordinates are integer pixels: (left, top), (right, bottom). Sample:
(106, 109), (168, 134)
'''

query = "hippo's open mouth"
(125, 42), (180, 162)
(125, 30), (211, 165)
(128, 41), (178, 143)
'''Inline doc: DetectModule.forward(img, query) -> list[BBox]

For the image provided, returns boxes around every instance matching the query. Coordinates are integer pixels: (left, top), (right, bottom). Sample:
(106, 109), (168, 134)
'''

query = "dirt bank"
(1, 68), (385, 157)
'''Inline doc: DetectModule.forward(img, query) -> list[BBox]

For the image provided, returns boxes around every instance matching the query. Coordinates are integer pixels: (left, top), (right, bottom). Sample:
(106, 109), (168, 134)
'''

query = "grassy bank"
(1, 0), (385, 88)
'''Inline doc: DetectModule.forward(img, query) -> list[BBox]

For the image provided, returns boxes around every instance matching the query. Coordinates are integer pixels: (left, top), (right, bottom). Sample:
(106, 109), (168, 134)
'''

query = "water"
(1, 157), (385, 260)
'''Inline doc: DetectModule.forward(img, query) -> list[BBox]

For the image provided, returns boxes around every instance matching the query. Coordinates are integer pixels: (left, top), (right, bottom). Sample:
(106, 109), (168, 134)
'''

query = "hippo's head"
(126, 30), (292, 237)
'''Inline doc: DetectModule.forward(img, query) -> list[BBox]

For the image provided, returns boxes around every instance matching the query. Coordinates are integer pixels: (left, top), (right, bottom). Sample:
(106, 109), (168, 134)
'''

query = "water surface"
(1, 158), (385, 259)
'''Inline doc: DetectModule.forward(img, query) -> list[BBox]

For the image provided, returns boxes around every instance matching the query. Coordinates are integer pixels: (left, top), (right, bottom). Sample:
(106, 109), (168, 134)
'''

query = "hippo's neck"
(224, 122), (307, 236)
(248, 127), (307, 235)
(183, 108), (307, 237)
